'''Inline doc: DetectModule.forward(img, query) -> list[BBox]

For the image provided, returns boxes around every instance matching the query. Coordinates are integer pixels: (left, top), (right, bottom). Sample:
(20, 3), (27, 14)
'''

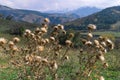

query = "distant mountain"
(45, 7), (101, 18)
(65, 6), (120, 30)
(69, 7), (101, 17)
(0, 5), (78, 24)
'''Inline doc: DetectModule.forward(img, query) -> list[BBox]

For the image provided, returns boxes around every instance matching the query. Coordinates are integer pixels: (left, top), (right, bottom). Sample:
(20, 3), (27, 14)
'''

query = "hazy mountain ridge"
(45, 7), (101, 18)
(0, 5), (78, 24)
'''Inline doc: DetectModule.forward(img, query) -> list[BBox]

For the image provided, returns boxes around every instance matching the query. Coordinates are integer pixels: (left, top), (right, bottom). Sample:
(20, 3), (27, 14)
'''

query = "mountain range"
(65, 6), (120, 31)
(0, 5), (100, 24)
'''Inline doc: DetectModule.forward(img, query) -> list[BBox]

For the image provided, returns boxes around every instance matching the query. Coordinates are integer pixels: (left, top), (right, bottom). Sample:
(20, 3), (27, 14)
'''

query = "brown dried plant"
(0, 18), (114, 80)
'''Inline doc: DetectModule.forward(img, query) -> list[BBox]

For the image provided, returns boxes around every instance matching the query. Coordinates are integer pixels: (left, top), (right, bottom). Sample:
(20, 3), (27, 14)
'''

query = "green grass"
(93, 31), (120, 37)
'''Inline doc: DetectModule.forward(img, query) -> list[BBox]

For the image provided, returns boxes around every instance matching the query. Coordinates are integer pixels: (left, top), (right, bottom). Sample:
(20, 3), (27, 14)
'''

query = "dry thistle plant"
(0, 18), (114, 80)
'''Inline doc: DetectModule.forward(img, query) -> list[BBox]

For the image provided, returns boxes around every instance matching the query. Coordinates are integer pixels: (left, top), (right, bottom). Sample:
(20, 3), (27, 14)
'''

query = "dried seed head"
(98, 54), (105, 62)
(45, 38), (49, 43)
(85, 41), (92, 46)
(103, 62), (109, 68)
(68, 33), (74, 38)
(65, 40), (72, 46)
(44, 18), (50, 23)
(55, 52), (59, 56)
(87, 33), (93, 38)
(53, 26), (59, 31)
(8, 41), (14, 48)
(99, 36), (107, 42)
(13, 37), (20, 43)
(25, 29), (31, 34)
(50, 37), (55, 42)
(99, 76), (105, 80)
(82, 39), (87, 44)
(88, 24), (96, 31)
(11, 46), (19, 51)
(101, 41), (106, 47)
(65, 55), (69, 60)
(94, 40), (99, 46)
(106, 39), (114, 50)
(0, 38), (7, 45)
(62, 30), (66, 35)
(37, 46), (44, 52)
(41, 39), (46, 45)
(41, 27), (47, 33)
(57, 24), (64, 30)
(35, 27), (40, 33)
(50, 61), (58, 70)
(41, 58), (48, 63)
(42, 24), (48, 29)
(35, 56), (42, 62)
(30, 33), (35, 38)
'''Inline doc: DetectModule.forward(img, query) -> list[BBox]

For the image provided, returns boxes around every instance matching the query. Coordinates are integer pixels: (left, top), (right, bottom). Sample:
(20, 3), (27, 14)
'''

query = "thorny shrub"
(0, 18), (114, 80)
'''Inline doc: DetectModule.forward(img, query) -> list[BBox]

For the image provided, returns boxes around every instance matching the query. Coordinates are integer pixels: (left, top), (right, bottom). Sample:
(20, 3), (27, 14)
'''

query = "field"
(0, 21), (120, 80)
(0, 49), (120, 80)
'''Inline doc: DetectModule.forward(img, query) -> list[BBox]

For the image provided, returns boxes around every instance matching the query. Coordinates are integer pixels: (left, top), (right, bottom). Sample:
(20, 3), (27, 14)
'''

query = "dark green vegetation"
(65, 6), (120, 31)
(0, 18), (38, 36)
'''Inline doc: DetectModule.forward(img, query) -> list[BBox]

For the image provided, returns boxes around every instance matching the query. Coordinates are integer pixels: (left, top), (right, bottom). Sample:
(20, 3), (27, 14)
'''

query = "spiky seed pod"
(87, 33), (93, 38)
(43, 24), (48, 29)
(80, 49), (83, 53)
(85, 41), (92, 46)
(68, 33), (74, 39)
(11, 46), (18, 51)
(50, 37), (55, 42)
(103, 49), (107, 53)
(35, 27), (40, 33)
(41, 27), (47, 33)
(62, 30), (66, 35)
(51, 32), (59, 36)
(25, 29), (31, 34)
(13, 37), (20, 43)
(94, 40), (99, 46)
(99, 45), (105, 51)
(35, 56), (42, 62)
(45, 38), (49, 43)
(8, 41), (14, 48)
(88, 24), (96, 31)
(53, 26), (59, 31)
(65, 55), (69, 60)
(99, 76), (105, 80)
(103, 62), (109, 68)
(57, 45), (62, 50)
(98, 53), (105, 62)
(65, 40), (72, 46)
(41, 58), (48, 64)
(82, 39), (87, 44)
(50, 61), (58, 70)
(98, 36), (104, 41)
(57, 24), (64, 30)
(44, 18), (50, 23)
(55, 52), (59, 56)
(41, 39), (46, 45)
(106, 39), (114, 50)
(30, 33), (35, 38)
(101, 41), (106, 47)
(37, 46), (44, 52)
(0, 38), (7, 45)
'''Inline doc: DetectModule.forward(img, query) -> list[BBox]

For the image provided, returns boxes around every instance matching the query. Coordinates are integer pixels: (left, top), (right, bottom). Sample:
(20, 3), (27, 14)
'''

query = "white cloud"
(0, 0), (120, 11)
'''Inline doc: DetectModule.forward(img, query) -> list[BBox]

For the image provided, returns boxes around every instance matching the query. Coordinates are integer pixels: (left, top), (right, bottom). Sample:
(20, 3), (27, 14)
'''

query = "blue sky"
(0, 0), (120, 11)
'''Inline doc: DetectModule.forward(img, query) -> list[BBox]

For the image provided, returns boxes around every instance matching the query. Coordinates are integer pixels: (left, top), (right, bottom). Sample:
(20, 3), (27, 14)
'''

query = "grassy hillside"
(0, 19), (38, 35)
